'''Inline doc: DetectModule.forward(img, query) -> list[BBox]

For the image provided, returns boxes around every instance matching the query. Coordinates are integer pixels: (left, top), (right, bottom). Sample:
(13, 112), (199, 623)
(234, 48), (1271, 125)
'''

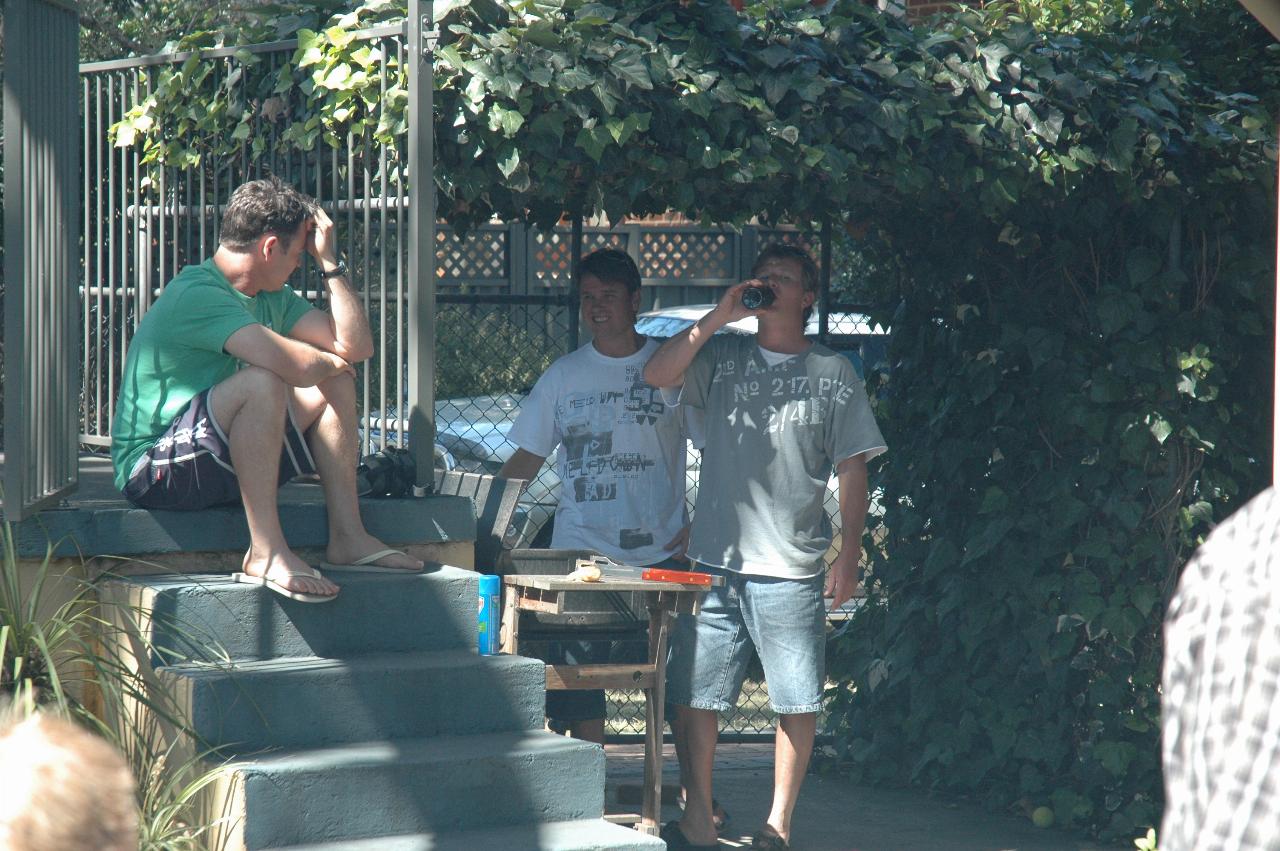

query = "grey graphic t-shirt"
(507, 338), (692, 565)
(678, 335), (886, 578)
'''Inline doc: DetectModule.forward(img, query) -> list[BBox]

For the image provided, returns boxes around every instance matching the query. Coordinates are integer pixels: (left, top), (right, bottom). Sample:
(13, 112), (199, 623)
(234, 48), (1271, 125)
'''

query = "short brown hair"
(753, 243), (819, 321)
(0, 711), (138, 851)
(579, 248), (641, 294)
(219, 176), (316, 252)
(752, 243), (819, 294)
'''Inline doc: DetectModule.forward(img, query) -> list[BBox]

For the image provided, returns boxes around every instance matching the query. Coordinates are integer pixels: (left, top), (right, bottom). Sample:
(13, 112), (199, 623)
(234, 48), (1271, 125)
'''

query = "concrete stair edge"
(263, 818), (668, 850)
(211, 731), (609, 848)
(159, 649), (546, 752)
(18, 491), (476, 559)
(98, 566), (483, 663)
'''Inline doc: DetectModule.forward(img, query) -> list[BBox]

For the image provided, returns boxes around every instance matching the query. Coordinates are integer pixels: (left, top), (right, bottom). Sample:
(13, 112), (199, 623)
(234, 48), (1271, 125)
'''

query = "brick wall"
(902, 0), (982, 18)
(901, 0), (977, 17)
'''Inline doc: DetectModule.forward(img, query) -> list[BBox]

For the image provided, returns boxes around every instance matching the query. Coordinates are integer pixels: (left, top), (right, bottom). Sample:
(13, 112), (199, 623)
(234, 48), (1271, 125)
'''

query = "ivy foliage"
(106, 0), (1277, 841)
(112, 0), (1268, 235)
(821, 7), (1275, 844)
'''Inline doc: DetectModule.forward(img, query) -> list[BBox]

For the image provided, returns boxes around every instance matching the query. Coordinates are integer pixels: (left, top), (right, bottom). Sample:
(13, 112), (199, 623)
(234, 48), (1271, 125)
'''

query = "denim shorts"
(666, 566), (826, 715)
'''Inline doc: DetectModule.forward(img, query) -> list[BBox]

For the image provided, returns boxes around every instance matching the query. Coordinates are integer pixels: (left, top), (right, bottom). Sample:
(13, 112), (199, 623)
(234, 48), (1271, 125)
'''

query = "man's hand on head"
(308, 207), (339, 267)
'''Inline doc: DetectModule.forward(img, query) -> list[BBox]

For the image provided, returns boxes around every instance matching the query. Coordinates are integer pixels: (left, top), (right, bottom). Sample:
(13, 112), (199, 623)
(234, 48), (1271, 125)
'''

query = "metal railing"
(79, 23), (430, 458)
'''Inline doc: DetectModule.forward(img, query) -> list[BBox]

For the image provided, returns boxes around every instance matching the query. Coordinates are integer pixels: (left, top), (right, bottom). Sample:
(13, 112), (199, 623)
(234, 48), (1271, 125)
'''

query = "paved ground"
(604, 743), (1129, 851)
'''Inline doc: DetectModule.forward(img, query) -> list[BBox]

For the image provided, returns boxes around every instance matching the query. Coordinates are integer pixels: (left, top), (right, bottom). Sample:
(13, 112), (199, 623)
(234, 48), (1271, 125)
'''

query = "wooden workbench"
(498, 573), (721, 837)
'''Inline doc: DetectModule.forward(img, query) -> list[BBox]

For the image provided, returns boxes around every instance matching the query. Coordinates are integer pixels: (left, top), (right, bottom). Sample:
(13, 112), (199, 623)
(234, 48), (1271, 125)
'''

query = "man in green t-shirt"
(645, 245), (886, 851)
(111, 177), (422, 602)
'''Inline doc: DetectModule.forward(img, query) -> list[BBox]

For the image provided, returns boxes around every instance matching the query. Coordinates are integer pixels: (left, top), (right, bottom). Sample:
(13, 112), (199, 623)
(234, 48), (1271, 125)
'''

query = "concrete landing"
(270, 818), (666, 850)
(604, 744), (1131, 851)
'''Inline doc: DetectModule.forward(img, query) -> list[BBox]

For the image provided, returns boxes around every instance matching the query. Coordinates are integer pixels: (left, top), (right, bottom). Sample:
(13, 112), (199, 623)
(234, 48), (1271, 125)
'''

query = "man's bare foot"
(242, 549), (340, 598)
(326, 533), (424, 571)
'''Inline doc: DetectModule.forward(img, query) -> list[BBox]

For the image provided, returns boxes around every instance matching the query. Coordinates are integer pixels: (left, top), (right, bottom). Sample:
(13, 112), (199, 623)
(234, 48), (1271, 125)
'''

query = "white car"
(435, 306), (888, 556)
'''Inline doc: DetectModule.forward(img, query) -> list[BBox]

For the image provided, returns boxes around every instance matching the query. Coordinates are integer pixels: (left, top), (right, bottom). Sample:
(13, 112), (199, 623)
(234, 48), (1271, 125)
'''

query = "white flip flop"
(232, 570), (338, 604)
(319, 548), (421, 574)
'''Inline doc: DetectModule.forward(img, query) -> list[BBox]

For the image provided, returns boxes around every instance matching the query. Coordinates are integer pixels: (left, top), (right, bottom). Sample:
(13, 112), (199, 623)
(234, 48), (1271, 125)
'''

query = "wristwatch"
(317, 259), (348, 280)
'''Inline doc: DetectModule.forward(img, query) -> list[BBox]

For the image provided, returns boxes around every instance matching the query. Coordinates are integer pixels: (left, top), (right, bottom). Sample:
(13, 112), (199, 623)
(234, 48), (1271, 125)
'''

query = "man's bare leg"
(210, 367), (338, 598)
(670, 708), (728, 830)
(673, 705), (719, 844)
(763, 711), (817, 843)
(291, 373), (422, 570)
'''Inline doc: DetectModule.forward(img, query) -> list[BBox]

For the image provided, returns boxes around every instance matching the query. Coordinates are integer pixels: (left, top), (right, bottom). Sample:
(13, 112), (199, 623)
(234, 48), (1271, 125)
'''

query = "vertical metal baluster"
(82, 73), (93, 441)
(361, 104), (373, 454)
(94, 74), (106, 438)
(346, 117), (359, 444)
(395, 97), (407, 447)
(155, 68), (167, 301)
(377, 51), (389, 452)
(106, 72), (119, 427)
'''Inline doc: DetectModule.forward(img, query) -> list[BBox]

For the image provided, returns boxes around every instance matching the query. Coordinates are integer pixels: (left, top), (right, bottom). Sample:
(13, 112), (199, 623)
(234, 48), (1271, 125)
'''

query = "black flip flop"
(660, 820), (720, 850)
(751, 825), (790, 850)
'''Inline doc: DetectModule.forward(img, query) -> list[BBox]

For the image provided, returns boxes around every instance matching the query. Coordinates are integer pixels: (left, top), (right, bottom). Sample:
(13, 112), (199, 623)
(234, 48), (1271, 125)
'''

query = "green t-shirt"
(680, 334), (887, 578)
(110, 259), (314, 490)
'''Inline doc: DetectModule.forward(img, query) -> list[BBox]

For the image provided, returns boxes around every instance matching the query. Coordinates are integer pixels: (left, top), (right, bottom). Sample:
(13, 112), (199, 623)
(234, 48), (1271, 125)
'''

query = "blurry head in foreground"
(0, 710), (138, 851)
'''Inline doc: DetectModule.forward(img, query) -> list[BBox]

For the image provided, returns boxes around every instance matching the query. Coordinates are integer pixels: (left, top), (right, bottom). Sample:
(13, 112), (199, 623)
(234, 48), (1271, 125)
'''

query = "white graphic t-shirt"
(507, 338), (692, 565)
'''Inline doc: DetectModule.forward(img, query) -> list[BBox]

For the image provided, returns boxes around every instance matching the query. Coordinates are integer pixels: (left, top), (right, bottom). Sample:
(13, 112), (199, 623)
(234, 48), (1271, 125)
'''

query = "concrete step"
(18, 482), (475, 558)
(101, 567), (481, 664)
(227, 732), (609, 849)
(266, 818), (667, 850)
(162, 649), (545, 753)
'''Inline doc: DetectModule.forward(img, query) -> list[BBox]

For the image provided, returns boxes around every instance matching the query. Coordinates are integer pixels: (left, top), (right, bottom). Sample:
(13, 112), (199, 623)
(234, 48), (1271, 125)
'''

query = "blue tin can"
(478, 574), (502, 655)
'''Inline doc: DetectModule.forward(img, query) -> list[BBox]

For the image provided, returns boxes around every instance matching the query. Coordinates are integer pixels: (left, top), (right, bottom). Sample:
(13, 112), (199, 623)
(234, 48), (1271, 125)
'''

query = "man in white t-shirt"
(500, 248), (694, 744)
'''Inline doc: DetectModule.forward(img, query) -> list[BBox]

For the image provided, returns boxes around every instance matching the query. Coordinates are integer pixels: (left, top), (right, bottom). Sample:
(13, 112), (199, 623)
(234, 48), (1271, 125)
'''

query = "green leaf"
(1129, 585), (1160, 619)
(575, 3), (616, 23)
(324, 25), (356, 49)
(497, 147), (520, 178)
(433, 0), (472, 19)
(295, 28), (321, 50)
(760, 45), (794, 70)
(319, 63), (352, 90)
(1148, 415), (1172, 444)
(863, 57), (897, 79)
(764, 74), (790, 107)
(613, 50), (653, 90)
(574, 125), (609, 163)
(523, 21), (560, 48)
(114, 123), (138, 147)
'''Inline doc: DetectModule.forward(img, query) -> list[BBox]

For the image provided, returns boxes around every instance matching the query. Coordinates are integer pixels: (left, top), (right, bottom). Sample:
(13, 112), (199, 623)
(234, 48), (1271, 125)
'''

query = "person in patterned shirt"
(1162, 486), (1280, 850)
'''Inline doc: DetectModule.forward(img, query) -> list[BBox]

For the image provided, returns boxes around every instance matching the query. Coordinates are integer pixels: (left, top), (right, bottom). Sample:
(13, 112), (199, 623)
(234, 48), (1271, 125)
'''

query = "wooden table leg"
(640, 594), (675, 836)
(499, 584), (520, 655)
